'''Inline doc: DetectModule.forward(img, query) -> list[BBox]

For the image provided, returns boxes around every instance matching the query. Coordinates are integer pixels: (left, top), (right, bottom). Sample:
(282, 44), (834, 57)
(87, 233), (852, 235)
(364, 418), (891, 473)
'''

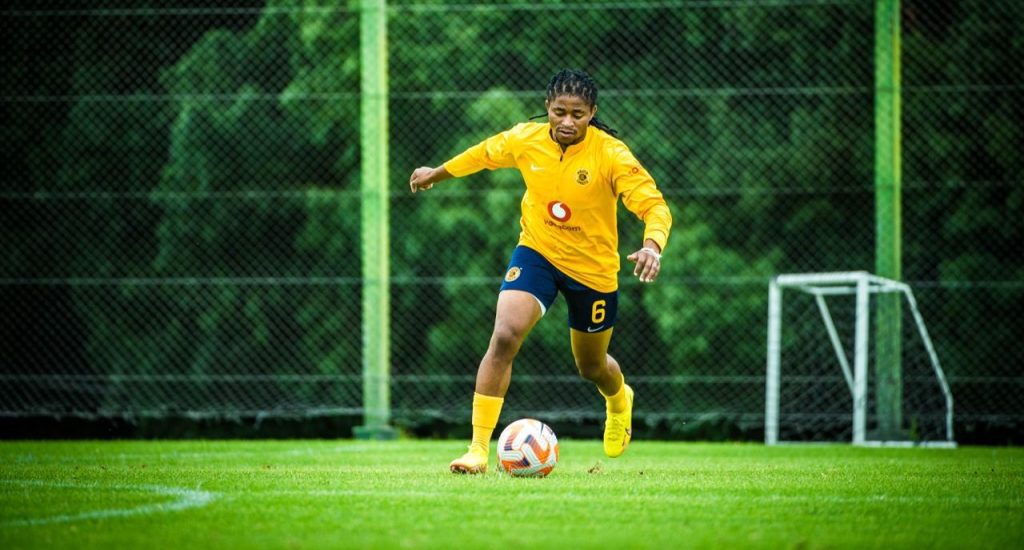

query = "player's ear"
(591, 103), (598, 117)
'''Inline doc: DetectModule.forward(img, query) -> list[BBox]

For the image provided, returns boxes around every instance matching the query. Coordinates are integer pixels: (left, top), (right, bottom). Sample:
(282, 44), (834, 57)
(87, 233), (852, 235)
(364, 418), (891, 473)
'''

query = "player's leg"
(450, 290), (541, 474)
(570, 328), (621, 395)
(570, 329), (633, 458)
(450, 247), (556, 474)
(474, 290), (542, 397)
(563, 285), (633, 458)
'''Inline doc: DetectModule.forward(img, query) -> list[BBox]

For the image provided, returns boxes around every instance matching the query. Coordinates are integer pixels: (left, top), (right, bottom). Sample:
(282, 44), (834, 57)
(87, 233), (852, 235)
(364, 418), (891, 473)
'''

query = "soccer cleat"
(449, 446), (489, 474)
(603, 384), (634, 458)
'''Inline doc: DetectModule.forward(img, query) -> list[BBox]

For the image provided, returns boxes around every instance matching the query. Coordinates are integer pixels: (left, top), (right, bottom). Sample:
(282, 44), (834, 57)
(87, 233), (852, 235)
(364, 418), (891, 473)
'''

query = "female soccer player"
(409, 69), (672, 474)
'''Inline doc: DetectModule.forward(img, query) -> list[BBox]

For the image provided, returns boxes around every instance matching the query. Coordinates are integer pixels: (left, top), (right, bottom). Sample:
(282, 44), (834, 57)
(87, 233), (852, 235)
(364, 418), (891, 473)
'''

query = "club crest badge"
(505, 266), (522, 282)
(576, 169), (590, 185)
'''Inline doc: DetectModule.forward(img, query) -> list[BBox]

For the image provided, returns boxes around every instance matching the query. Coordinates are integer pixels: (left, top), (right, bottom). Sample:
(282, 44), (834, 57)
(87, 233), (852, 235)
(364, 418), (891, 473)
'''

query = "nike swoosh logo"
(530, 164), (543, 172)
(586, 326), (605, 333)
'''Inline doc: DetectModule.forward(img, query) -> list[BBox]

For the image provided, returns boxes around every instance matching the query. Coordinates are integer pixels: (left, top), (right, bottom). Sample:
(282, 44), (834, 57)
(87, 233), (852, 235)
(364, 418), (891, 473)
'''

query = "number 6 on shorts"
(592, 300), (606, 324)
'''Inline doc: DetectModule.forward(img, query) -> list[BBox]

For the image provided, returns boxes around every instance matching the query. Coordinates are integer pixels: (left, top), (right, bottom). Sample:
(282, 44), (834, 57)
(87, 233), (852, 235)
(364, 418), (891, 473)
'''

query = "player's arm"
(612, 146), (672, 284)
(409, 126), (521, 194)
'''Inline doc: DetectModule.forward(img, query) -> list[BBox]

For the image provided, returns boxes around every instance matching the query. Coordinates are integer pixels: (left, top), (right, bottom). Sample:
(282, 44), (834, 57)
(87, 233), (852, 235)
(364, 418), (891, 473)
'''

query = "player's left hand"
(627, 244), (661, 284)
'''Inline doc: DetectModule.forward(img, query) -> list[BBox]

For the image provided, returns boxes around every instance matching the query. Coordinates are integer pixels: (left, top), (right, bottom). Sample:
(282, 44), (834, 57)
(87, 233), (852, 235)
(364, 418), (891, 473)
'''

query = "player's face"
(546, 95), (596, 146)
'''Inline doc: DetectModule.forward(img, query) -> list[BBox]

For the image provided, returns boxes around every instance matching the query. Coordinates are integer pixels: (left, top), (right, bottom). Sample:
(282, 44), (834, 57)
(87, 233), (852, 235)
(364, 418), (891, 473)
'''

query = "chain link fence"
(2, 0), (1021, 442)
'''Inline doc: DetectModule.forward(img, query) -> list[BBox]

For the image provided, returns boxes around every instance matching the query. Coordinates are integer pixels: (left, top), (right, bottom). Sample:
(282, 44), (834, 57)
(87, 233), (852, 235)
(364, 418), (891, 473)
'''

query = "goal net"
(765, 272), (955, 447)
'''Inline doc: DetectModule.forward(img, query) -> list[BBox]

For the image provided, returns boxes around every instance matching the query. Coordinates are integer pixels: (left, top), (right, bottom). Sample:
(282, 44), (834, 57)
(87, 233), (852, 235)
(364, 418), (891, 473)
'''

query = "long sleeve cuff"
(643, 229), (668, 253)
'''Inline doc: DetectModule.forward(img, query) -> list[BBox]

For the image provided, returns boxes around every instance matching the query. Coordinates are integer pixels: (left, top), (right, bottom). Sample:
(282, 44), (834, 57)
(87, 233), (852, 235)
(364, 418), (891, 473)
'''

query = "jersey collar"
(549, 126), (594, 159)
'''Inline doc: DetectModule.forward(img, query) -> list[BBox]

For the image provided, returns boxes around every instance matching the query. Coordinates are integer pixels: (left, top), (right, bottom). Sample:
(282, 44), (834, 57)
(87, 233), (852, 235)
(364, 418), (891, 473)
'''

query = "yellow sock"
(600, 373), (628, 413)
(470, 392), (504, 455)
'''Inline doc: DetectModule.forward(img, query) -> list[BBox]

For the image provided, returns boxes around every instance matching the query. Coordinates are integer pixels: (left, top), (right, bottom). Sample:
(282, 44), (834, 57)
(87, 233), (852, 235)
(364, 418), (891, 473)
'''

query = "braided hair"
(531, 69), (618, 136)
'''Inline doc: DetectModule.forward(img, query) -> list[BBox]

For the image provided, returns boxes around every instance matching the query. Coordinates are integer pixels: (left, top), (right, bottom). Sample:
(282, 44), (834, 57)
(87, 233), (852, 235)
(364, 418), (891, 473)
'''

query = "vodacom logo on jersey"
(547, 201), (572, 223)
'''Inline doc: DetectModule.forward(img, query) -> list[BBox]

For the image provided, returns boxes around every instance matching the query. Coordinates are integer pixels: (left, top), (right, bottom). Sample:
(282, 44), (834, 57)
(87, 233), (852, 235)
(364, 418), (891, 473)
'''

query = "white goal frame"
(765, 271), (955, 447)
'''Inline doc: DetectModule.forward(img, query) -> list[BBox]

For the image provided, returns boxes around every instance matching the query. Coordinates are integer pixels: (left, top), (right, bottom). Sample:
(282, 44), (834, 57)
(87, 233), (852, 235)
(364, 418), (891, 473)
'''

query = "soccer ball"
(496, 418), (559, 477)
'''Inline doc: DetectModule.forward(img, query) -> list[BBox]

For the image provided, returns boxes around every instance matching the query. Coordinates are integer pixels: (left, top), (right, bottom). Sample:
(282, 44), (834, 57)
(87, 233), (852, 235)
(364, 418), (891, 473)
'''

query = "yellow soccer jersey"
(443, 122), (672, 292)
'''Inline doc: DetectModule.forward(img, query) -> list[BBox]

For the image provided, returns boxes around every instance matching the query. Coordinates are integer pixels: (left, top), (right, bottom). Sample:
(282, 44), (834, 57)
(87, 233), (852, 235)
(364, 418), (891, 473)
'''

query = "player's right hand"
(409, 167), (436, 193)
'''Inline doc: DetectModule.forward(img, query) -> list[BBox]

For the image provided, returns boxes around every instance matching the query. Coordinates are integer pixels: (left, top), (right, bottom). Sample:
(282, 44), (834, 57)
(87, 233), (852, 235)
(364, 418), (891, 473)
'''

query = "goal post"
(765, 272), (955, 447)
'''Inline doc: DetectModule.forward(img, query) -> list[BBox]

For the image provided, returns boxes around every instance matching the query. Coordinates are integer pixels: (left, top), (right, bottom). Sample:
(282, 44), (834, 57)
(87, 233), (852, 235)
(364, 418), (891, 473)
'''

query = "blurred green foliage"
(2, 0), (1020, 439)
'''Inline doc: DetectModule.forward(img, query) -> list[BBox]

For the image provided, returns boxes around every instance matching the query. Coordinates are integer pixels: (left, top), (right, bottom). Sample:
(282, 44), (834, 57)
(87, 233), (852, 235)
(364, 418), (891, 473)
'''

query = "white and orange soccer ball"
(496, 418), (559, 477)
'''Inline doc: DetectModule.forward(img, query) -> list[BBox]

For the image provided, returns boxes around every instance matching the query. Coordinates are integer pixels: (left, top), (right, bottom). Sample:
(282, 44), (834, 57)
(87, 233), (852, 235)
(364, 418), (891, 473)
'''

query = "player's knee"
(489, 324), (527, 356)
(575, 359), (605, 382)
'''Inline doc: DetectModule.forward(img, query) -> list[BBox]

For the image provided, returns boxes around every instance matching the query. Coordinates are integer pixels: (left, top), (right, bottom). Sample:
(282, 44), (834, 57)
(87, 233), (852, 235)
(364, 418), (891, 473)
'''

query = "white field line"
(0, 480), (217, 528)
(253, 488), (1022, 507)
(11, 445), (375, 464)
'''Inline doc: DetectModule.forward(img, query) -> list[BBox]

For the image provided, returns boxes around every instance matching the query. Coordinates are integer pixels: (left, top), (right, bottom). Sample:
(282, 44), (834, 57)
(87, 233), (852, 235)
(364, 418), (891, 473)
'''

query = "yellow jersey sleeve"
(442, 124), (523, 177)
(609, 143), (672, 252)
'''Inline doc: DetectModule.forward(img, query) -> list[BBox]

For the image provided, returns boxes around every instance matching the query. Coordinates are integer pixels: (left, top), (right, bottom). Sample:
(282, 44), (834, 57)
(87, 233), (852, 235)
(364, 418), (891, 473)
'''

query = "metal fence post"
(874, 0), (903, 439)
(355, 0), (396, 440)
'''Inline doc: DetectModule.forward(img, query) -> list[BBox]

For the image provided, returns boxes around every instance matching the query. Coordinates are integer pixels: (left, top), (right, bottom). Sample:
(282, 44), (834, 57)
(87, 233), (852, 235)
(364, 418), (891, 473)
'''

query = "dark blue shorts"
(499, 245), (618, 333)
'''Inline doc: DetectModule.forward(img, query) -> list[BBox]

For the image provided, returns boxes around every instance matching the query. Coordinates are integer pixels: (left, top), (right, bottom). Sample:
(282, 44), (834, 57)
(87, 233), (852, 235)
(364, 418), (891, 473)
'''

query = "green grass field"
(1, 440), (1021, 549)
